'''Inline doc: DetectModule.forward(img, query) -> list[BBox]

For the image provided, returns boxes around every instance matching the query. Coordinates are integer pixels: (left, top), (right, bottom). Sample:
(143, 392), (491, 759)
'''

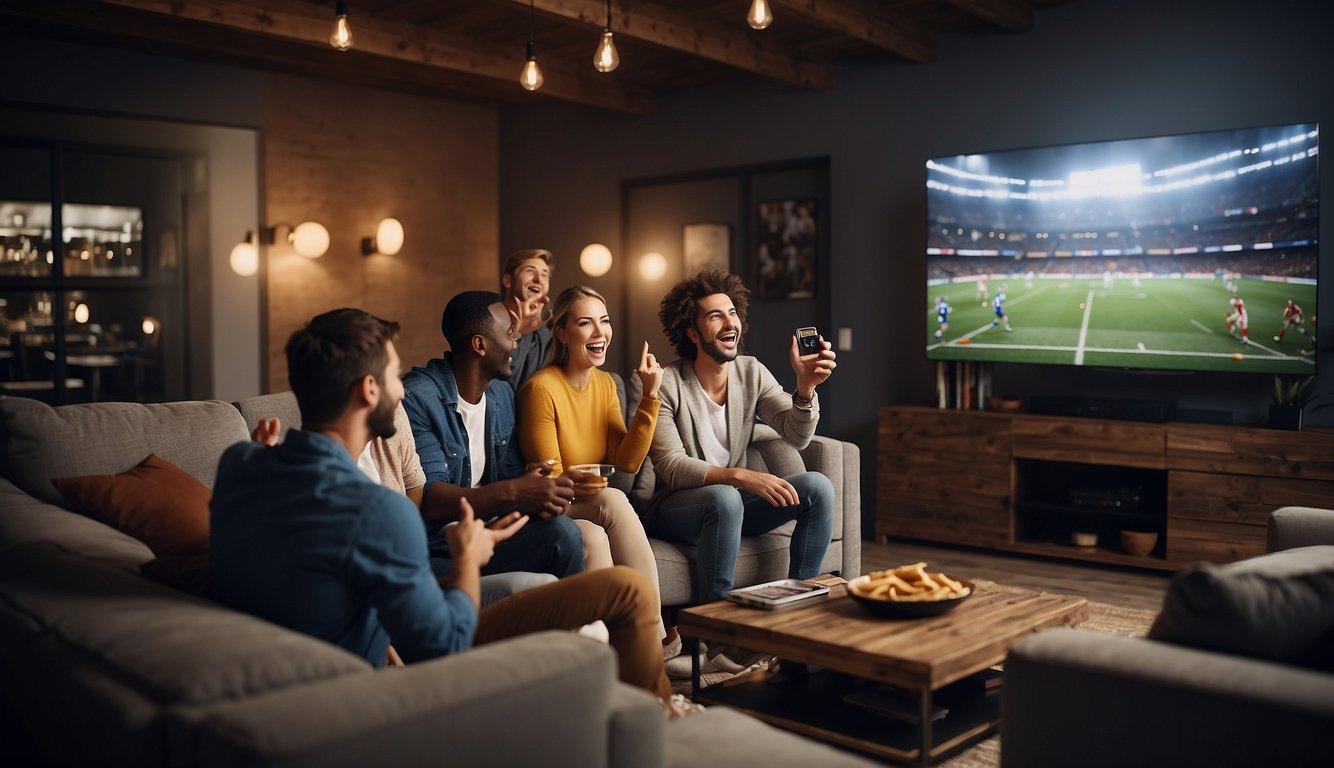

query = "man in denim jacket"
(403, 290), (584, 579)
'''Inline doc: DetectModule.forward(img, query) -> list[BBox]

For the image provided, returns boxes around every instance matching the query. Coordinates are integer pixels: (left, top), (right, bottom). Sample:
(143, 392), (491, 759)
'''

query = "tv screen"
(926, 123), (1318, 375)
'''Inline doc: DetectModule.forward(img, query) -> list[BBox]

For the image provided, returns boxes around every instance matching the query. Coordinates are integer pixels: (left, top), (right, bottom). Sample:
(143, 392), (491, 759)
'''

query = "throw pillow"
(52, 454), (211, 595)
(1148, 545), (1334, 670)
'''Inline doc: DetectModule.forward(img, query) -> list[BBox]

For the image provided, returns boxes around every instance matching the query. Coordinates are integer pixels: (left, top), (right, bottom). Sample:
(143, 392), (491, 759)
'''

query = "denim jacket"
(401, 354), (525, 537)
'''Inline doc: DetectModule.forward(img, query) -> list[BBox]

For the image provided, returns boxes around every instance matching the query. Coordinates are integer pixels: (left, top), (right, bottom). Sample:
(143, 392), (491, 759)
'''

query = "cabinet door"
(877, 408), (1011, 546)
(1167, 470), (1334, 564)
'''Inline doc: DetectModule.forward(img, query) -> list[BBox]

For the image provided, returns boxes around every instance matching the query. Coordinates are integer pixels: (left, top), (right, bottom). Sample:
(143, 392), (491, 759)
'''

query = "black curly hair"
(658, 269), (750, 360)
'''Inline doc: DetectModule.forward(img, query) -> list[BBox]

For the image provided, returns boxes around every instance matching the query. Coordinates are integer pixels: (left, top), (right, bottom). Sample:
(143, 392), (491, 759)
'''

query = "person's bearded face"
(368, 384), (398, 440)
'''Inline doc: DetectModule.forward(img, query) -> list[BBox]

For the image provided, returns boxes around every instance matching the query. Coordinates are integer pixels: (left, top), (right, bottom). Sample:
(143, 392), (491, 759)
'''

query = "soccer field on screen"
(925, 276), (1317, 374)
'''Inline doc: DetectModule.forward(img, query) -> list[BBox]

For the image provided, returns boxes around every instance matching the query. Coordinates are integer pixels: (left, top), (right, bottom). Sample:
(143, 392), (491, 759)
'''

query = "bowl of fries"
(846, 562), (973, 618)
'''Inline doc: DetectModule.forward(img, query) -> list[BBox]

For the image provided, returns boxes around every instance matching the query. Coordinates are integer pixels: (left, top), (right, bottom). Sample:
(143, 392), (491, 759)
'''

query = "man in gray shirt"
(501, 248), (553, 390)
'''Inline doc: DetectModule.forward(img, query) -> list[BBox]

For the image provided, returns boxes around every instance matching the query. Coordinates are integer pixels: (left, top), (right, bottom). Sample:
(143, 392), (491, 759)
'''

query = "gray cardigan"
(639, 355), (820, 491)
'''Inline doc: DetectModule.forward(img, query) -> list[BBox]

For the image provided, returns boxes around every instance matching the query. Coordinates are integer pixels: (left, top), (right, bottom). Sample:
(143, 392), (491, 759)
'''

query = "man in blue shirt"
(403, 291), (588, 578)
(211, 308), (673, 703)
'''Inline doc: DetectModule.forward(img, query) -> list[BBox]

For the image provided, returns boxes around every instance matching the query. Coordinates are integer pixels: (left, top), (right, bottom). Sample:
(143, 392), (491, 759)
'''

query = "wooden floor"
(861, 538), (1171, 613)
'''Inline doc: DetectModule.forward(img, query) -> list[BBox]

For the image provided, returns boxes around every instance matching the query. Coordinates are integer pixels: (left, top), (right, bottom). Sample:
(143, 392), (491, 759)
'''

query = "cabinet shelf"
(1005, 540), (1167, 567)
(1014, 500), (1162, 529)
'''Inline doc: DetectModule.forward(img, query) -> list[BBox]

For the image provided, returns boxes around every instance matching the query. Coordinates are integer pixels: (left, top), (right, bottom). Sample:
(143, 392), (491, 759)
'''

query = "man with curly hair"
(633, 269), (837, 671)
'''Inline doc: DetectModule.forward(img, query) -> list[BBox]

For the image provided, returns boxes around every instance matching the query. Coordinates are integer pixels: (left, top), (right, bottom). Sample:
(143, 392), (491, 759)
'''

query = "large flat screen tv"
(926, 123), (1318, 374)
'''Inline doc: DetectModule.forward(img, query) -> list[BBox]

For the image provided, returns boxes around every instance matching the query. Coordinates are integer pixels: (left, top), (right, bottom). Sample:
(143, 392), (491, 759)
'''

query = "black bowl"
(846, 574), (974, 618)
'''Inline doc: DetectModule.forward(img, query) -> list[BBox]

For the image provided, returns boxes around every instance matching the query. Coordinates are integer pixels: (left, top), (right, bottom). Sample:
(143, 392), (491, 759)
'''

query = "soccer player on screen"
(1225, 294), (1248, 345)
(991, 289), (1012, 332)
(1274, 299), (1309, 344)
(976, 274), (989, 304)
(934, 296), (951, 340)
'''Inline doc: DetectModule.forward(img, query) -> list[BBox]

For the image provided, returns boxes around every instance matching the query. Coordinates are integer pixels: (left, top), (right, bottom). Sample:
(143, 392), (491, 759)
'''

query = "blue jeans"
(431, 514), (584, 578)
(648, 471), (834, 603)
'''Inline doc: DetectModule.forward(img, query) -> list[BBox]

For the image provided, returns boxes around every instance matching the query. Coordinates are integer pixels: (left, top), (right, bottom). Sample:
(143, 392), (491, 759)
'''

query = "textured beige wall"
(263, 76), (498, 392)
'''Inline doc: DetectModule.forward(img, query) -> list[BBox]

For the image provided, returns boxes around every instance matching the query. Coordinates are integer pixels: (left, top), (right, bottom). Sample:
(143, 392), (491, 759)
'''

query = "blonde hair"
(546, 285), (608, 367)
(500, 249), (553, 292)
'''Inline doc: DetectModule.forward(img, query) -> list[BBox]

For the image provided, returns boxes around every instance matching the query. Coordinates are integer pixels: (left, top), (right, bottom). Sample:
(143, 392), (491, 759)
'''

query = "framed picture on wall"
(755, 199), (817, 300)
(683, 223), (730, 275)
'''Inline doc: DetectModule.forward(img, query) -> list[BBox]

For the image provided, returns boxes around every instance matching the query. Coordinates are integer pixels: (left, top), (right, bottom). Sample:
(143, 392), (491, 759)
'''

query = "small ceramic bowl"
(1071, 531), (1098, 548)
(845, 574), (974, 618)
(1120, 530), (1159, 556)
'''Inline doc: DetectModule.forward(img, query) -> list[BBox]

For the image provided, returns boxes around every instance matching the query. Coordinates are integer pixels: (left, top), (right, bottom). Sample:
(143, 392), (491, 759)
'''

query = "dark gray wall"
(499, 0), (1334, 528)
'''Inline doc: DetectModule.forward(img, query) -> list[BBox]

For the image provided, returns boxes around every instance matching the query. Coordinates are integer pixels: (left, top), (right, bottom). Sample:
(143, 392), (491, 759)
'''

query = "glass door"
(0, 140), (190, 404)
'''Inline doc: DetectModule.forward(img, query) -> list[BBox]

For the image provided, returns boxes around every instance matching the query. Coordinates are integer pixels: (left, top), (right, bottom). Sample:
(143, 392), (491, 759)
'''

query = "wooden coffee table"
(677, 580), (1087, 765)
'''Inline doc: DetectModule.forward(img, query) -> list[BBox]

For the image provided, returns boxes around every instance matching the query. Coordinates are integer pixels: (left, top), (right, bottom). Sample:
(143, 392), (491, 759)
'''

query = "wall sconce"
(639, 252), (667, 280)
(362, 217), (404, 256)
(229, 235), (259, 276)
(229, 220), (330, 275)
(579, 243), (613, 277)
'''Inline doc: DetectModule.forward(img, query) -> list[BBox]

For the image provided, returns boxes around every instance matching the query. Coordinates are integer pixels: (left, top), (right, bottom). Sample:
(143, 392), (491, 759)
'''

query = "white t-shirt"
(455, 393), (488, 488)
(699, 397), (731, 469)
(356, 445), (381, 484)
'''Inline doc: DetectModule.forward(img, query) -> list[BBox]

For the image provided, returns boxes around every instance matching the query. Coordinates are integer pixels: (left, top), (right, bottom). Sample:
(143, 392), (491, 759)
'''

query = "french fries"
(849, 562), (970, 602)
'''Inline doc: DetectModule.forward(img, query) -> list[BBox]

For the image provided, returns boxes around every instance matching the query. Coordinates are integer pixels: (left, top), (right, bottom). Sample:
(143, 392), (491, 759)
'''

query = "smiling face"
(502, 257), (551, 305)
(689, 293), (742, 364)
(482, 302), (519, 380)
(557, 296), (612, 371)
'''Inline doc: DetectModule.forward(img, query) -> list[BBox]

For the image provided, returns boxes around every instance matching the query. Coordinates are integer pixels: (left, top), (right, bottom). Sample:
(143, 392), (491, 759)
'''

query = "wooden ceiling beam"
(941, 0), (1034, 32)
(771, 0), (936, 63)
(518, 0), (834, 90)
(78, 0), (652, 113)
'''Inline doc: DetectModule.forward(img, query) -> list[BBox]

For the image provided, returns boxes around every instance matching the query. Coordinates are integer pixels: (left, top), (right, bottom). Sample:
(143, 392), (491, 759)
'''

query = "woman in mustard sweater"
(517, 286), (676, 655)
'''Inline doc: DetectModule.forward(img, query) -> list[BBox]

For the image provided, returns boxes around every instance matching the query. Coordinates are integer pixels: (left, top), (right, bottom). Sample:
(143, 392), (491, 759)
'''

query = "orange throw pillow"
(53, 454), (211, 595)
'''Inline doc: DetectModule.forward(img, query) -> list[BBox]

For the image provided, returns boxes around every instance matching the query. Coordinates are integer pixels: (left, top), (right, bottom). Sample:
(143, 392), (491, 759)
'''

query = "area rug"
(671, 588), (1158, 767)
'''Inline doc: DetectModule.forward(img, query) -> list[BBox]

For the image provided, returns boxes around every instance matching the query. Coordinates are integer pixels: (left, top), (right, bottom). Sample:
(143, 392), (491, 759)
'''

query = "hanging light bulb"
(329, 0), (353, 51)
(593, 0), (619, 72)
(520, 0), (544, 91)
(593, 31), (619, 72)
(520, 41), (544, 91)
(747, 0), (773, 30)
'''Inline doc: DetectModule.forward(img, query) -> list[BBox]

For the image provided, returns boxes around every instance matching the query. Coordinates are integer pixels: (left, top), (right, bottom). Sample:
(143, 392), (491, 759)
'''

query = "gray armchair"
(608, 373), (860, 607)
(1001, 506), (1334, 767)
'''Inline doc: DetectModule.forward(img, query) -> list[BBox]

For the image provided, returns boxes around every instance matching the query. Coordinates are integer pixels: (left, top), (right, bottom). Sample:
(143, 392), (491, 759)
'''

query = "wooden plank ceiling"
(0, 0), (1074, 114)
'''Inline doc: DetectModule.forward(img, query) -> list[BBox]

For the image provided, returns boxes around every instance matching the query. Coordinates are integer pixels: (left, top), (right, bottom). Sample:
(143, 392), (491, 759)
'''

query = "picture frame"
(755, 198), (817, 300)
(683, 223), (730, 274)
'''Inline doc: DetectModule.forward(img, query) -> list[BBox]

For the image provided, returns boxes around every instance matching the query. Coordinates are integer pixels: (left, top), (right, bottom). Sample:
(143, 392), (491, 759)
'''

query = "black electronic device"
(796, 326), (821, 356)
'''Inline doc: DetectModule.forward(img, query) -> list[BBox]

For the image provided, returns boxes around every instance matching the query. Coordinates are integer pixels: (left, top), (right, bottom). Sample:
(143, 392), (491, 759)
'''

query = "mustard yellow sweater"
(516, 366), (659, 476)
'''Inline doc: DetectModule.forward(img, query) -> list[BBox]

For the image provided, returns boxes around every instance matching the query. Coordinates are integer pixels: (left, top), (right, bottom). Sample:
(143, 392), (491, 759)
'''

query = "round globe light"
(142, 316), (159, 335)
(580, 243), (613, 277)
(640, 252), (667, 281)
(74, 303), (90, 324)
(291, 221), (330, 258)
(229, 240), (259, 276)
(373, 218), (405, 256)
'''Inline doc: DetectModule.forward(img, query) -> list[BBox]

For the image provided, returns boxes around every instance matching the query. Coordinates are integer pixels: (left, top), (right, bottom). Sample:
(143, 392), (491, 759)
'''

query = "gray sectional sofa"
(233, 389), (862, 607)
(0, 394), (872, 768)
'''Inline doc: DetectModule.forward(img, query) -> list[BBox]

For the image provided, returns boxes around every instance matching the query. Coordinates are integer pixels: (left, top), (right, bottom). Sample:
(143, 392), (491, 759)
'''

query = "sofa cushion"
(0, 397), (249, 505)
(1149, 545), (1334, 670)
(52, 454), (211, 594)
(0, 476), (152, 569)
(0, 542), (370, 706)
